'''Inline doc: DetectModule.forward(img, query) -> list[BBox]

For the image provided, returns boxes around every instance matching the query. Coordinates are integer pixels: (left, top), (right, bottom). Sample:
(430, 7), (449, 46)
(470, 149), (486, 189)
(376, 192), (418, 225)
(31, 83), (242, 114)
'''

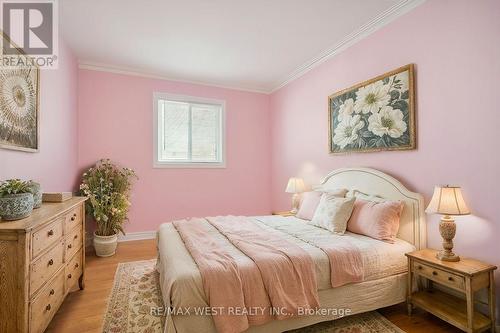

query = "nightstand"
(406, 249), (497, 333)
(272, 211), (295, 217)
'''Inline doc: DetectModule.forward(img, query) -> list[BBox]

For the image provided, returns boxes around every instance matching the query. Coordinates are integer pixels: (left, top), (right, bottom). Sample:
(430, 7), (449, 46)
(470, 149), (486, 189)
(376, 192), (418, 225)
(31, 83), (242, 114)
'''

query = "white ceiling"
(60, 0), (423, 93)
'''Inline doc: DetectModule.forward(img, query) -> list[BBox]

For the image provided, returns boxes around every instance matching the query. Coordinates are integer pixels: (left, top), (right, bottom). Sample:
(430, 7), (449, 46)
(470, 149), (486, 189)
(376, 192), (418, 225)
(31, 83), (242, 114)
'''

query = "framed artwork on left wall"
(328, 64), (415, 154)
(0, 33), (40, 152)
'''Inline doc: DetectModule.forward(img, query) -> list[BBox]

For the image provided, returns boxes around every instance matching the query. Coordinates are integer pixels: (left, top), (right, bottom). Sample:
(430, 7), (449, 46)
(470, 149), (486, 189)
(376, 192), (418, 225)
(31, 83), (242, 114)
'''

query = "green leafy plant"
(0, 179), (33, 197)
(80, 159), (137, 236)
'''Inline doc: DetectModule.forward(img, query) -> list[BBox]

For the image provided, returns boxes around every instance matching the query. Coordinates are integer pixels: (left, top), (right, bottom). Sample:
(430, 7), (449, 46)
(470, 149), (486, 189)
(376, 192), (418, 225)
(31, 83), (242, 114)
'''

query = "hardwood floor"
(48, 239), (462, 333)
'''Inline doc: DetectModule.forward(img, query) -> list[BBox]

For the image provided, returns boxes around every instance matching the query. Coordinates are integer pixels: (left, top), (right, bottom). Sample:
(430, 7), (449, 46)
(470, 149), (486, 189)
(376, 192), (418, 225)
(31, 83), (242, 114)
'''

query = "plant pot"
(93, 232), (118, 257)
(0, 193), (34, 221)
(28, 181), (42, 209)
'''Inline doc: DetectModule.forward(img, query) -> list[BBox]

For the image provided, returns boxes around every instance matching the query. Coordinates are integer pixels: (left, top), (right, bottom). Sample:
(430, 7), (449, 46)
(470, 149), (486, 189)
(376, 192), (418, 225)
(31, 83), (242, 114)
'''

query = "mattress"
(157, 215), (415, 310)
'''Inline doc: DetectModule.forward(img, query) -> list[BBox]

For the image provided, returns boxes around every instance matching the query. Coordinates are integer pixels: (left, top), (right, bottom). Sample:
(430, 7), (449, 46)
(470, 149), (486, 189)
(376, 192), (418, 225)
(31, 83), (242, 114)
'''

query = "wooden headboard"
(317, 167), (426, 249)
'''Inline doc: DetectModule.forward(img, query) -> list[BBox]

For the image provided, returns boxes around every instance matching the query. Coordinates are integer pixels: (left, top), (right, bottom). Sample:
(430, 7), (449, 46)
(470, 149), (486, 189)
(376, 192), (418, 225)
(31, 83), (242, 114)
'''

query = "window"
(154, 93), (225, 168)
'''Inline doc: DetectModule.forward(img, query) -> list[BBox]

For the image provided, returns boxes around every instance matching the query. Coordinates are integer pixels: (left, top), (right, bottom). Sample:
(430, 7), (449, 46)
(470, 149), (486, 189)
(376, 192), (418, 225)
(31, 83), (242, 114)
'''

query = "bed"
(156, 167), (426, 333)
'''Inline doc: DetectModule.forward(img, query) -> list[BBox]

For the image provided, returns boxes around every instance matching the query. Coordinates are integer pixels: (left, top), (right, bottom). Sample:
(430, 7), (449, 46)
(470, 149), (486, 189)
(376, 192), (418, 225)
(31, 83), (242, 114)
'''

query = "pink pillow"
(295, 191), (322, 220)
(347, 199), (403, 242)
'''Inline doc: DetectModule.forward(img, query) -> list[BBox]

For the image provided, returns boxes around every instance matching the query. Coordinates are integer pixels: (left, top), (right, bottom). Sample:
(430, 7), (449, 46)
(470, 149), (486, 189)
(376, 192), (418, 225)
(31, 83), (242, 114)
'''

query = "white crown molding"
(269, 0), (427, 93)
(78, 61), (269, 94)
(78, 0), (425, 95)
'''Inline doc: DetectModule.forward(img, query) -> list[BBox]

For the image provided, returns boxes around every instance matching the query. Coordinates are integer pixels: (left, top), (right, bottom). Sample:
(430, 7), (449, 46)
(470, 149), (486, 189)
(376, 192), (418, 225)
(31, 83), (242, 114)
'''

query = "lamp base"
(436, 215), (461, 262)
(290, 193), (300, 214)
(436, 250), (460, 262)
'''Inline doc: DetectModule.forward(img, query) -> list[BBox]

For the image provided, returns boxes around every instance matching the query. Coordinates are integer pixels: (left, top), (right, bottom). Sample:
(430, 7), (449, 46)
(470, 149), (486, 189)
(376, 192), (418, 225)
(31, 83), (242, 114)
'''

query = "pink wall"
(270, 0), (500, 319)
(0, 39), (79, 191)
(78, 70), (271, 233)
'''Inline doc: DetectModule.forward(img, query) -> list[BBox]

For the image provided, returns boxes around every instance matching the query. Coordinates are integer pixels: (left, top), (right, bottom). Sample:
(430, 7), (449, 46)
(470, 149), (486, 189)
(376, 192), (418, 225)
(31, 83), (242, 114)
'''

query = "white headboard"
(318, 167), (426, 249)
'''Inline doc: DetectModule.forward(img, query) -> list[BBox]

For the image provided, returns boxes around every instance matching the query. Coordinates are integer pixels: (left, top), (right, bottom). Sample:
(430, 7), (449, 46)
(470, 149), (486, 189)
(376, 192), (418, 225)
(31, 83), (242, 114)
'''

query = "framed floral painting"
(0, 33), (40, 152)
(328, 64), (415, 154)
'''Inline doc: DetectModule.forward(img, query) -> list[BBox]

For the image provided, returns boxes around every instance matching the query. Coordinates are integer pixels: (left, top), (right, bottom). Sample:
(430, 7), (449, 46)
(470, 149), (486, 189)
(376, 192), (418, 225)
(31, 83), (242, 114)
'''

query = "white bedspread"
(157, 215), (415, 310)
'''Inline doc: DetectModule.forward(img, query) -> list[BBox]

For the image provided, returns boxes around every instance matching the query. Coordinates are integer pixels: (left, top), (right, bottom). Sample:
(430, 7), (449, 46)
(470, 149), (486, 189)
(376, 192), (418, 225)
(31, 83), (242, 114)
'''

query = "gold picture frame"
(328, 64), (415, 154)
(0, 31), (40, 152)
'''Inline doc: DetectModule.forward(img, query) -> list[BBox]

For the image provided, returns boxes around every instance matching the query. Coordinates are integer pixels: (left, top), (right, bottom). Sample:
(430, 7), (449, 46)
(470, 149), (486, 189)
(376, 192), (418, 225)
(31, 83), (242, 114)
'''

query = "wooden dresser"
(0, 197), (87, 333)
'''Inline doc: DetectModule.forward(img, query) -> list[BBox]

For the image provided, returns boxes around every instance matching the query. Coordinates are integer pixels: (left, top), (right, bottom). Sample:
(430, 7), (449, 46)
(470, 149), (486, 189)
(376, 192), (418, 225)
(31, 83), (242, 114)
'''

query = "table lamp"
(425, 185), (470, 262)
(285, 177), (305, 214)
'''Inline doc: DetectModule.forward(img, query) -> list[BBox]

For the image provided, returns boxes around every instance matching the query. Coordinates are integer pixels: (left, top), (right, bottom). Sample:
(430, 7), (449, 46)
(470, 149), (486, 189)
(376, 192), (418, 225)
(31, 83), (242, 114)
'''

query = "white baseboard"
(85, 230), (157, 247)
(118, 231), (157, 242)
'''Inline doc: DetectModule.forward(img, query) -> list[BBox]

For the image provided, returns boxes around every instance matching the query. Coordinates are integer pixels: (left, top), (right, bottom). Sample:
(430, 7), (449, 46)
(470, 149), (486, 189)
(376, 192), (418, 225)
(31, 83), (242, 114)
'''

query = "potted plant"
(27, 181), (42, 209)
(0, 179), (34, 221)
(80, 159), (136, 257)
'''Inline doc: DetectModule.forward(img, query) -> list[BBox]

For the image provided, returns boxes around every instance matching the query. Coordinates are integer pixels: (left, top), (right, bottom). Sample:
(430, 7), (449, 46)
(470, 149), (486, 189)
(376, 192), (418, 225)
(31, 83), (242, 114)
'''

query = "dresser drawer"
(29, 269), (65, 333)
(413, 260), (465, 291)
(32, 218), (64, 259)
(65, 225), (82, 260)
(65, 206), (83, 233)
(65, 249), (83, 292)
(30, 241), (65, 295)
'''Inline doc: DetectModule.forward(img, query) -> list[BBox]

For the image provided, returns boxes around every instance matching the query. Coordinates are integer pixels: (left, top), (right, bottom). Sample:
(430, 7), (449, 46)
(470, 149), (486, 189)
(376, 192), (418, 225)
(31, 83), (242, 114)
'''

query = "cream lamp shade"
(425, 186), (471, 216)
(285, 177), (305, 193)
(426, 185), (470, 262)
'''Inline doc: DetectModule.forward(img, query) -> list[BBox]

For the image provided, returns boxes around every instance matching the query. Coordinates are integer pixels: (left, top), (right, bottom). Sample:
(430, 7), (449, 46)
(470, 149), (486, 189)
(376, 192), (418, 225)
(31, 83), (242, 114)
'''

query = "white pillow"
(347, 189), (385, 202)
(314, 187), (348, 197)
(309, 194), (356, 235)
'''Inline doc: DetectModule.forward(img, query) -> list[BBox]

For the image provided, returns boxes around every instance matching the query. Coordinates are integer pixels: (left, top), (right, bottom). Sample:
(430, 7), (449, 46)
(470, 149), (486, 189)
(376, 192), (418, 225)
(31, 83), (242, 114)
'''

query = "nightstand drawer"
(413, 261), (465, 291)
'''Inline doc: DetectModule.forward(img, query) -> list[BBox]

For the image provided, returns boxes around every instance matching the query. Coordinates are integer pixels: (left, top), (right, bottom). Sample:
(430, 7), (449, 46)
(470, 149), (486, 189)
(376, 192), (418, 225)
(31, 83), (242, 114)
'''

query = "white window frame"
(153, 92), (226, 168)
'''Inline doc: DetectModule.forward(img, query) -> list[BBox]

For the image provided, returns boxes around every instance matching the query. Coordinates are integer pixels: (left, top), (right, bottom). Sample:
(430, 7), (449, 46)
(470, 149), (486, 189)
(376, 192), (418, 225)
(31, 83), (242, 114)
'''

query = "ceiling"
(60, 0), (423, 93)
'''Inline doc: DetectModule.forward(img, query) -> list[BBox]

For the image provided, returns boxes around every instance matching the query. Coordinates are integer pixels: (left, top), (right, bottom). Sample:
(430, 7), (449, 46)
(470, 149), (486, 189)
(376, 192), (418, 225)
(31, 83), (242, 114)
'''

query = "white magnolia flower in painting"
(354, 81), (390, 114)
(368, 106), (407, 138)
(337, 98), (355, 121)
(333, 114), (364, 149)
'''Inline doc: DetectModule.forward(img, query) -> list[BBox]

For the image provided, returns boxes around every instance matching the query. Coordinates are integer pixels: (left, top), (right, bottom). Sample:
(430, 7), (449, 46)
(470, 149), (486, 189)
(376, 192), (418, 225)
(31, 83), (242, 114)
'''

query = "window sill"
(153, 161), (226, 169)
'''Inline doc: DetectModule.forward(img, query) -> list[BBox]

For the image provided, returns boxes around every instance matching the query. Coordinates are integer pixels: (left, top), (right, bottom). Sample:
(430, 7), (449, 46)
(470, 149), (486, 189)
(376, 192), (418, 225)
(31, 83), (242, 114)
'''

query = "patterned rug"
(103, 259), (405, 333)
(102, 260), (165, 333)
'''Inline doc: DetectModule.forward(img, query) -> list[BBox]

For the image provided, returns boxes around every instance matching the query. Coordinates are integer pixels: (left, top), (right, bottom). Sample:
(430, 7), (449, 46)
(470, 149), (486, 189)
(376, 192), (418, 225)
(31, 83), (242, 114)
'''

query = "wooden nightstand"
(272, 211), (295, 217)
(406, 249), (497, 333)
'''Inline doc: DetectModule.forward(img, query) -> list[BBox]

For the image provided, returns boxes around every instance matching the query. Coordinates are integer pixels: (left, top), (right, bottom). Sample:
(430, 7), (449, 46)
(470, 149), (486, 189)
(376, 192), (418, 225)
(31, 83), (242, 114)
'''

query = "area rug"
(102, 259), (165, 333)
(103, 259), (405, 333)
(285, 311), (405, 333)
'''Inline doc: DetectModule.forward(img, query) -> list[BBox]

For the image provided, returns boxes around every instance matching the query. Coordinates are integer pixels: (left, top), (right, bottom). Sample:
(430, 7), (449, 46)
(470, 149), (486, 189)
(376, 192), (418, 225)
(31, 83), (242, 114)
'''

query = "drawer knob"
(73, 213), (77, 217)
(432, 271), (438, 276)
(71, 216), (75, 221)
(75, 263), (79, 268)
(448, 276), (454, 281)
(48, 259), (54, 266)
(68, 244), (72, 249)
(417, 265), (422, 270)
(46, 304), (51, 311)
(48, 230), (54, 236)
(49, 289), (55, 295)
(74, 235), (78, 240)
(67, 273), (72, 279)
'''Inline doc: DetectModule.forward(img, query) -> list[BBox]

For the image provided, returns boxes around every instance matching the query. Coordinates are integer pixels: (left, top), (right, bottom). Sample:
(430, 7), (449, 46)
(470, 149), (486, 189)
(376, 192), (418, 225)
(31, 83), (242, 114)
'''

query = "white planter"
(93, 232), (118, 257)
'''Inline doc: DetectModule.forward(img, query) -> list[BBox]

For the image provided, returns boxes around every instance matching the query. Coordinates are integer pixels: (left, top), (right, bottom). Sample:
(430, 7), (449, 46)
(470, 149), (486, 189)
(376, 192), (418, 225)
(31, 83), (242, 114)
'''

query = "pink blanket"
(173, 216), (319, 333)
(315, 237), (364, 287)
